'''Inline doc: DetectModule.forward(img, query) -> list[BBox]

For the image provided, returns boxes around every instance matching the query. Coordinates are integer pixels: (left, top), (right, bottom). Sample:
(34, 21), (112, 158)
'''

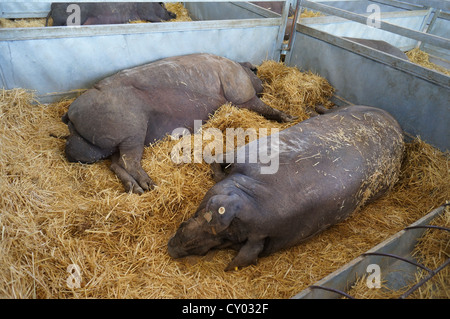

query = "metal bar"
(397, 0), (450, 12)
(285, 0), (302, 52)
(405, 225), (450, 232)
(416, 8), (437, 49)
(361, 252), (433, 273)
(399, 258), (450, 299)
(419, 7), (436, 33)
(302, 0), (450, 50)
(438, 10), (450, 22)
(309, 285), (355, 299)
(419, 8), (441, 48)
(0, 18), (282, 41)
(273, 0), (295, 59)
(425, 9), (447, 50)
(371, 0), (425, 11)
(230, 2), (281, 18)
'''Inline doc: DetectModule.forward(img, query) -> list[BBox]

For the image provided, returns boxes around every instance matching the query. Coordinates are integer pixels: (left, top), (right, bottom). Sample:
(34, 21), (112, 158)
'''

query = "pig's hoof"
(125, 181), (144, 195)
(137, 176), (155, 191)
(224, 265), (240, 272)
(126, 177), (156, 194)
(135, 170), (155, 191)
(282, 113), (298, 122)
(225, 259), (252, 272)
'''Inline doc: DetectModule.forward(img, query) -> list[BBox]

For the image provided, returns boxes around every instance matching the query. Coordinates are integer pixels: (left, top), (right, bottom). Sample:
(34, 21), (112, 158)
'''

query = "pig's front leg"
(110, 143), (154, 194)
(224, 235), (265, 271)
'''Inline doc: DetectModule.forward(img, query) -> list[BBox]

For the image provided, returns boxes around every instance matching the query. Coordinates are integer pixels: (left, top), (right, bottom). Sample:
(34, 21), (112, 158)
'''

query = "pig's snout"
(167, 236), (187, 259)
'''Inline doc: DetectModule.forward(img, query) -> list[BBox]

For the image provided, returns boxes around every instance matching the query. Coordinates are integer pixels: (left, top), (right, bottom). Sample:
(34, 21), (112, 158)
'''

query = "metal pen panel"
(293, 204), (448, 299)
(298, 10), (430, 51)
(0, 19), (281, 103)
(287, 25), (449, 151)
(303, 0), (450, 50)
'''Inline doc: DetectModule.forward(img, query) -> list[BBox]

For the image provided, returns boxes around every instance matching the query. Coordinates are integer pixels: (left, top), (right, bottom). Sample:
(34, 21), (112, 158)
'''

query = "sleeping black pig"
(168, 105), (405, 271)
(62, 53), (294, 194)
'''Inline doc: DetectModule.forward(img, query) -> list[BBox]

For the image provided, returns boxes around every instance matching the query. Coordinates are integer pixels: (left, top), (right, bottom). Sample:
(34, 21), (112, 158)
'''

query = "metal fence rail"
(307, 225), (450, 299)
(301, 0), (450, 50)
(293, 204), (449, 299)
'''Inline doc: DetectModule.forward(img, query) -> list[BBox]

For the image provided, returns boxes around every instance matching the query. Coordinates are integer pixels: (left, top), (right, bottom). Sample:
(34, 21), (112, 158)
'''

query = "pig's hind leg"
(221, 71), (295, 123)
(236, 96), (296, 123)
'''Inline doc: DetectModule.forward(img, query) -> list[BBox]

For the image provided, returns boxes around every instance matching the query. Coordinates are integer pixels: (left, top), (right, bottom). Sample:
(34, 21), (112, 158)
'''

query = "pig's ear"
(204, 195), (238, 234)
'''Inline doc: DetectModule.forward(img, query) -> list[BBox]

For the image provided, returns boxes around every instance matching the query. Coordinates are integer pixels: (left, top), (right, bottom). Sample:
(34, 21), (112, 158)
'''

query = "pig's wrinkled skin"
(62, 53), (294, 194)
(168, 105), (404, 271)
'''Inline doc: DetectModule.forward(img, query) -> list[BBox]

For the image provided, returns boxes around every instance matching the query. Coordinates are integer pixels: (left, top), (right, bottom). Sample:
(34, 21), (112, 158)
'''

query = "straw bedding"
(300, 9), (324, 18)
(406, 48), (450, 76)
(0, 61), (448, 299)
(0, 18), (48, 28)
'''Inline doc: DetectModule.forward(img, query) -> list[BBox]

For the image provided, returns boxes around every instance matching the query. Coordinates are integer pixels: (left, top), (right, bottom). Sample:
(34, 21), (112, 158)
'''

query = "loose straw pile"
(165, 2), (192, 22)
(406, 48), (450, 76)
(0, 18), (48, 28)
(300, 9), (324, 18)
(0, 60), (448, 299)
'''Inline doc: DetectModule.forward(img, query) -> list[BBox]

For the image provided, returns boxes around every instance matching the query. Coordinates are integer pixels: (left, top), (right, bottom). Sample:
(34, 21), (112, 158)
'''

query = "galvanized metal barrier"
(284, 0), (449, 152)
(293, 203), (450, 299)
(0, 1), (292, 103)
(302, 0), (449, 50)
(421, 9), (450, 64)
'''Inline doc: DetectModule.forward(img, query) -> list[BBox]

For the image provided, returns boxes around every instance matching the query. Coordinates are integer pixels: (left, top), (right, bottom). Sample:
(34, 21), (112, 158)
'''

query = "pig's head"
(168, 193), (248, 259)
(64, 118), (113, 164)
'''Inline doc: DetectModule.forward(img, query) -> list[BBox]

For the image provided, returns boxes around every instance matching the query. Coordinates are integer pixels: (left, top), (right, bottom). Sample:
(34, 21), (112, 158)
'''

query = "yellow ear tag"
(218, 206), (226, 215)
